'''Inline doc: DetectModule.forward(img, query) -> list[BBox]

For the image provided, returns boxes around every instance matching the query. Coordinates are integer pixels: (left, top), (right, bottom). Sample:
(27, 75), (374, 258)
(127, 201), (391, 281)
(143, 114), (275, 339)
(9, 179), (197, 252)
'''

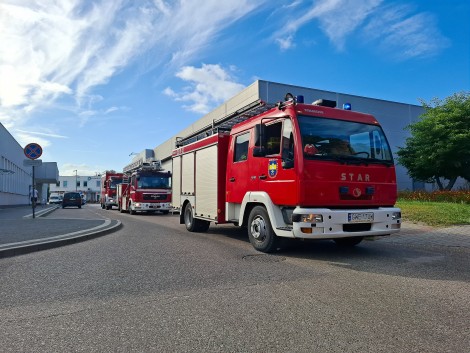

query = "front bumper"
(291, 207), (401, 239)
(133, 202), (171, 211)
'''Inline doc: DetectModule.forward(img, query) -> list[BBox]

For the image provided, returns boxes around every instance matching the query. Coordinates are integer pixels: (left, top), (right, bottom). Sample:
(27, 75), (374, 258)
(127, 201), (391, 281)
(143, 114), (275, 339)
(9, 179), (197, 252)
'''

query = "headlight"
(392, 212), (401, 220)
(292, 214), (323, 223)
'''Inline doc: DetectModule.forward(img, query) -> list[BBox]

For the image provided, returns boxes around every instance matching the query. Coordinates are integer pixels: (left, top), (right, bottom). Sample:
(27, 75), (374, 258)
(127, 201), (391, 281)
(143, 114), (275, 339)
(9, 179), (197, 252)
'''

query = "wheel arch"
(239, 192), (287, 235)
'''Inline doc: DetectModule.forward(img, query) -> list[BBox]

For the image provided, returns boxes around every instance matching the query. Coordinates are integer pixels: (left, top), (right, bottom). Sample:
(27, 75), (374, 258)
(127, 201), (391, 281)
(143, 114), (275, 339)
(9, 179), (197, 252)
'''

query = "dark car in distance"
(62, 192), (82, 208)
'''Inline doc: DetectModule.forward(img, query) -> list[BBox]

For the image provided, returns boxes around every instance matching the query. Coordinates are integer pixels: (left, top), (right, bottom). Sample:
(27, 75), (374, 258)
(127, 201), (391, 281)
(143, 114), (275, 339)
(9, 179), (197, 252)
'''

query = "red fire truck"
(117, 158), (172, 215)
(100, 171), (123, 210)
(172, 94), (402, 252)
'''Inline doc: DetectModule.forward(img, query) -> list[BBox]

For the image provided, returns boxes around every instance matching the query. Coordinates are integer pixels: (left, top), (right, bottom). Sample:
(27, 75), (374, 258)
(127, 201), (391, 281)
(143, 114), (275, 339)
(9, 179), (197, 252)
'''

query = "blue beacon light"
(343, 103), (352, 110)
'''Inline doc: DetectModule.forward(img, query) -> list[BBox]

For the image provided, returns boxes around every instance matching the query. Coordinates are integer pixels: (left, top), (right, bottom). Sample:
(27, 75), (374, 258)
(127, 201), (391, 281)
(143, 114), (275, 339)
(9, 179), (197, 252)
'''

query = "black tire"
(106, 205), (111, 210)
(247, 206), (279, 253)
(78, 205), (81, 209)
(101, 203), (105, 209)
(184, 202), (198, 231)
(183, 203), (210, 232)
(334, 237), (364, 247)
(198, 220), (210, 232)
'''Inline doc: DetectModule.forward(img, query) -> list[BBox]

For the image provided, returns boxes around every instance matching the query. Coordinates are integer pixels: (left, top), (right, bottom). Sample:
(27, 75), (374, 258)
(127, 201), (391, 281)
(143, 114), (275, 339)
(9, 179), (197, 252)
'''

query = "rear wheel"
(247, 206), (279, 253)
(333, 237), (364, 247)
(184, 202), (210, 232)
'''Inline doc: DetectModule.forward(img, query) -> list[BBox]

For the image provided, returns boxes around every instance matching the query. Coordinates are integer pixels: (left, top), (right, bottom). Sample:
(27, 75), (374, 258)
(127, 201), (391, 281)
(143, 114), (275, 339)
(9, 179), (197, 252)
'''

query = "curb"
(23, 205), (59, 219)
(0, 220), (122, 259)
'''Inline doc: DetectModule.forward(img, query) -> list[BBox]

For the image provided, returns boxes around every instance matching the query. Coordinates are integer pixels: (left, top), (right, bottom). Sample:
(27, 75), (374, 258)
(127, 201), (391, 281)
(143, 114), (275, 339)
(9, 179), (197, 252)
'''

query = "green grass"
(396, 200), (470, 227)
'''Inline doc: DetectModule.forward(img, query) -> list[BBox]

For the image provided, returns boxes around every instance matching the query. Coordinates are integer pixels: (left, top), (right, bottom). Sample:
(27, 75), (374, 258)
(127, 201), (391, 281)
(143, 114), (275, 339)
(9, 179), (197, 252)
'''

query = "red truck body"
(117, 159), (172, 215)
(100, 171), (123, 210)
(172, 96), (402, 252)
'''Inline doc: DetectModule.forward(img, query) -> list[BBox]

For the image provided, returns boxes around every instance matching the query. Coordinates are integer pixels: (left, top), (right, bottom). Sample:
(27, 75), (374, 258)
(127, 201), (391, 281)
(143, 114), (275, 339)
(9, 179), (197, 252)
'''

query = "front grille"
(143, 193), (167, 201)
(343, 223), (371, 232)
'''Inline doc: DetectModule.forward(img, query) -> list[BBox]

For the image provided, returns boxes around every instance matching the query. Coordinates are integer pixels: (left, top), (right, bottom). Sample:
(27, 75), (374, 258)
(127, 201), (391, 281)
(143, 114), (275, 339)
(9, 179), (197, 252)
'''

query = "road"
(1, 204), (469, 352)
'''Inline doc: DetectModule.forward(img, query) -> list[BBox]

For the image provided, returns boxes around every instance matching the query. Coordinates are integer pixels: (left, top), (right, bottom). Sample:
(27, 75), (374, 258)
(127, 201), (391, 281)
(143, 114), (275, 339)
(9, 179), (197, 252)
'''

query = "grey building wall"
(0, 122), (32, 205)
(1, 122), (59, 206)
(154, 80), (428, 190)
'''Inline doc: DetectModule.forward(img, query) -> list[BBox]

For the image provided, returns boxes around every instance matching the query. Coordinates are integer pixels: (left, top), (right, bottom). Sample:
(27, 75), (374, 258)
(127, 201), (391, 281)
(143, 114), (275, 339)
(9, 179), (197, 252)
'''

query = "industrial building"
(49, 174), (102, 203)
(151, 80), (455, 191)
(0, 122), (59, 206)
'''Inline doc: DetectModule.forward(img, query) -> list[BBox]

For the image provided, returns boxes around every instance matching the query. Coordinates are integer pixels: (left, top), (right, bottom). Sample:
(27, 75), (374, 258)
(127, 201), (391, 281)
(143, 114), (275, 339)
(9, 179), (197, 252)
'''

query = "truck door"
(226, 131), (258, 204)
(257, 118), (297, 206)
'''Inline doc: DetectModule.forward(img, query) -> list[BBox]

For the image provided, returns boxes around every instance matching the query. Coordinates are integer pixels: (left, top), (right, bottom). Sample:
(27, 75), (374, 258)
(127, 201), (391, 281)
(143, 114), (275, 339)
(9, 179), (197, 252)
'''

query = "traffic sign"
(23, 159), (43, 167)
(24, 143), (43, 160)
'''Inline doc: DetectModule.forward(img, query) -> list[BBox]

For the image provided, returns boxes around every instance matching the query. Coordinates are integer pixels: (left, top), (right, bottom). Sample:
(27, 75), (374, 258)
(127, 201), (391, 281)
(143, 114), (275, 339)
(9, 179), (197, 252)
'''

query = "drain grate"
(242, 254), (286, 263)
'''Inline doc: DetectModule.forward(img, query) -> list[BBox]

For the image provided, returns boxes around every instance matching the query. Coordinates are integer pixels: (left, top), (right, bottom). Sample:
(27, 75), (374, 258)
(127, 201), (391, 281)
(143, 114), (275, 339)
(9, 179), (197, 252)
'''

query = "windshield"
(109, 177), (123, 189)
(137, 174), (171, 189)
(298, 115), (393, 163)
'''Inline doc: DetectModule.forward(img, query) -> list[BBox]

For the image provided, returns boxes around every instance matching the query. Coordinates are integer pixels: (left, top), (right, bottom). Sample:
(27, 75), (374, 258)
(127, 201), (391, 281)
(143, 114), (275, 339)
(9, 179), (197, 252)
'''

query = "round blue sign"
(24, 143), (43, 160)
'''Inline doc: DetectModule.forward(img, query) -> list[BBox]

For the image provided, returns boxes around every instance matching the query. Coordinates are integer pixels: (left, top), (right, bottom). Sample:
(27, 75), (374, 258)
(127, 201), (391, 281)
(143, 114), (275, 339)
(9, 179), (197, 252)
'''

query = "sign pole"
(32, 166), (36, 219)
(23, 142), (43, 220)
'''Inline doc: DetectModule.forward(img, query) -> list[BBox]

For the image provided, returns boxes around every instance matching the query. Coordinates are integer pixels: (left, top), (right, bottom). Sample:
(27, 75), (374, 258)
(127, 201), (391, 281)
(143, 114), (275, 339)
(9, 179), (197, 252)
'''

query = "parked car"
(62, 192), (82, 208)
(48, 195), (62, 204)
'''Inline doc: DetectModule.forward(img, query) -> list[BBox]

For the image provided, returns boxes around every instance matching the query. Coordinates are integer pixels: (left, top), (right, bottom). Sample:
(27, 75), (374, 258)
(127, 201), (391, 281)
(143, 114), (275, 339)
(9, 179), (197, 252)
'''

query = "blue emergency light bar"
(343, 103), (352, 110)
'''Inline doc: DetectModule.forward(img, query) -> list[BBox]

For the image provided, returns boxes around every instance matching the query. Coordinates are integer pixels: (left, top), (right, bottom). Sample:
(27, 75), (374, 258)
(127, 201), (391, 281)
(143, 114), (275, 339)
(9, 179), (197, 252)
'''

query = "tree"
(397, 92), (470, 190)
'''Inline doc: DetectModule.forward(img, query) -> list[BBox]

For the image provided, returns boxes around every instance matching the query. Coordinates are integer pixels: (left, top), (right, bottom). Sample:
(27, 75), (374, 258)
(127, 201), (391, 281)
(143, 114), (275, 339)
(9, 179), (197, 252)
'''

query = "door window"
(234, 132), (250, 162)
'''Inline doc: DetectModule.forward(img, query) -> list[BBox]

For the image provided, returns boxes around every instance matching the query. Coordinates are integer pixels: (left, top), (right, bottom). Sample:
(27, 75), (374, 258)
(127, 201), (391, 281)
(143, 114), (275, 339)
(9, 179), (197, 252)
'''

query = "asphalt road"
(1, 204), (469, 352)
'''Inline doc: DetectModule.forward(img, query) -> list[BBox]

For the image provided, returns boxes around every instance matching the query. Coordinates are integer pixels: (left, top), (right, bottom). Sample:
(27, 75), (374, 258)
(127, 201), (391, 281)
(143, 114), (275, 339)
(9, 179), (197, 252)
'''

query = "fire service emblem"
(268, 159), (278, 178)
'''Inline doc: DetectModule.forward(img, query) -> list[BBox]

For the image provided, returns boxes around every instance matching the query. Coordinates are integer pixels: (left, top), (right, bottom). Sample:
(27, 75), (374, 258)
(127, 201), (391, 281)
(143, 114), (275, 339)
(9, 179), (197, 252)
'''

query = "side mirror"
(253, 147), (266, 157)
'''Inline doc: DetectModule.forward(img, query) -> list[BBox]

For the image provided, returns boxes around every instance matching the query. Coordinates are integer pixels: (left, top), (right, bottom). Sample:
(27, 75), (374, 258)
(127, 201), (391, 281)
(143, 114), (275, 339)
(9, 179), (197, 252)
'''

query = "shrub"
(398, 191), (470, 204)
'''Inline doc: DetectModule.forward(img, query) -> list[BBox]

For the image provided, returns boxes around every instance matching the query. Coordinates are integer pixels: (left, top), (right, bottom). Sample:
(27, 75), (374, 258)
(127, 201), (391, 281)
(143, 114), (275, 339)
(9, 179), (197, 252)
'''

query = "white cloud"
(60, 163), (103, 177)
(276, 35), (295, 51)
(0, 0), (264, 130)
(272, 0), (448, 59)
(15, 129), (68, 139)
(164, 64), (245, 114)
(362, 5), (450, 59)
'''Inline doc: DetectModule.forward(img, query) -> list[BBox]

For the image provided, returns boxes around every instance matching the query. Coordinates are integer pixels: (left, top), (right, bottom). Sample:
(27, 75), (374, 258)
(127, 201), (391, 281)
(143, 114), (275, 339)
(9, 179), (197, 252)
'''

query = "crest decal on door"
(268, 159), (278, 178)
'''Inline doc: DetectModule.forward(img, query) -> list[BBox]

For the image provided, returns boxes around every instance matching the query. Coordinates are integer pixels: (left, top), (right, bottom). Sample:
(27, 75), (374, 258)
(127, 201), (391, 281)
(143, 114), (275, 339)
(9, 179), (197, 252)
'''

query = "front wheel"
(129, 202), (136, 215)
(247, 206), (279, 253)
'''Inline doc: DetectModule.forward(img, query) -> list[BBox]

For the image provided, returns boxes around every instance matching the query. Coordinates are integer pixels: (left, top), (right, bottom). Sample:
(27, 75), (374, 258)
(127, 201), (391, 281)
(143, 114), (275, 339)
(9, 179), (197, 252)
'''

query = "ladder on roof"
(123, 158), (162, 174)
(176, 99), (275, 147)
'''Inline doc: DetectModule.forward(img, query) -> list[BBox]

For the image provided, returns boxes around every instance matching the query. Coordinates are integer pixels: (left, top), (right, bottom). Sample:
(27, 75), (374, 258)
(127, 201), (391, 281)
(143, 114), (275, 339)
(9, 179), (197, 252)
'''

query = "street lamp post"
(73, 169), (78, 191)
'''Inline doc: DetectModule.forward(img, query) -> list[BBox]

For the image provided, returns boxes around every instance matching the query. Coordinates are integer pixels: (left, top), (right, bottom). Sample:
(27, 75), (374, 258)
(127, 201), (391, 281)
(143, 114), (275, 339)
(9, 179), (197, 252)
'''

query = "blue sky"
(1, 0), (468, 176)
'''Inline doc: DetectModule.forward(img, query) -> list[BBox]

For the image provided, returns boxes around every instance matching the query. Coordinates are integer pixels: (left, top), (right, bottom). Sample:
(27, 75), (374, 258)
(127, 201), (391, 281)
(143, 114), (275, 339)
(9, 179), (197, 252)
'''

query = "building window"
(56, 181), (60, 187)
(84, 181), (88, 187)
(63, 181), (68, 187)
(76, 181), (80, 187)
(96, 180), (100, 187)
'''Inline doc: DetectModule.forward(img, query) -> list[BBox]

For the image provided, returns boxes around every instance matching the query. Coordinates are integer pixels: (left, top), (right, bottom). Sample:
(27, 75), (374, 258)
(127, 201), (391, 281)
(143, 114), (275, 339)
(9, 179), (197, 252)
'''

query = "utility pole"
(74, 169), (78, 191)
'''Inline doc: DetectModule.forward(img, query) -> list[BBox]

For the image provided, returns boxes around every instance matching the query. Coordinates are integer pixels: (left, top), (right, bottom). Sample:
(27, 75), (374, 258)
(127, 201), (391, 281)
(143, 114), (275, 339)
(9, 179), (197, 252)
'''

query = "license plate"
(348, 212), (374, 223)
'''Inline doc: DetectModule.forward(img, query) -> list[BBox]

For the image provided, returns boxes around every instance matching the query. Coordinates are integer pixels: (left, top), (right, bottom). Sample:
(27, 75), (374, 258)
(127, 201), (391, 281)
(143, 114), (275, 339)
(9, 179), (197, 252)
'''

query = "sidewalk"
(0, 205), (121, 258)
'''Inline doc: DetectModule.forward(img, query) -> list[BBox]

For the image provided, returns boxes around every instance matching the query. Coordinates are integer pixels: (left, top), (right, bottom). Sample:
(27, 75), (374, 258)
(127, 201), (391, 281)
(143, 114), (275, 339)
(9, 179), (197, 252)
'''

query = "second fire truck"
(117, 157), (172, 215)
(100, 171), (123, 210)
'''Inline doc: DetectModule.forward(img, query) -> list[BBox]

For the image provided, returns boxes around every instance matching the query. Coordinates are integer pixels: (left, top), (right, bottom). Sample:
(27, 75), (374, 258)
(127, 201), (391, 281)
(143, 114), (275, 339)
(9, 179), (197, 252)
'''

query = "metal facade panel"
(181, 153), (195, 195)
(172, 156), (181, 207)
(195, 145), (218, 220)
(152, 79), (450, 191)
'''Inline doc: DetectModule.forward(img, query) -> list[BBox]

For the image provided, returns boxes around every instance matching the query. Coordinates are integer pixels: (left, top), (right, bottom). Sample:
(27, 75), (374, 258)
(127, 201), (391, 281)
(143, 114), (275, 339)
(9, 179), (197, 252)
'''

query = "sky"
(1, 0), (469, 176)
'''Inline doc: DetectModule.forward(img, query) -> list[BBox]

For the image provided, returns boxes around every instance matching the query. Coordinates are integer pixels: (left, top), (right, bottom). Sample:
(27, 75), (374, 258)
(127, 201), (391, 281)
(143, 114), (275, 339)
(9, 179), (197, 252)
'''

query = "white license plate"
(348, 212), (374, 223)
